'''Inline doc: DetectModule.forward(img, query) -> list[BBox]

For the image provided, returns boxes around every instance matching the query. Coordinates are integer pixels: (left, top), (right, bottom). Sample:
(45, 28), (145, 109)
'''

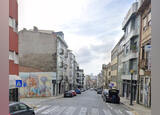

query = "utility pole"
(130, 70), (134, 105)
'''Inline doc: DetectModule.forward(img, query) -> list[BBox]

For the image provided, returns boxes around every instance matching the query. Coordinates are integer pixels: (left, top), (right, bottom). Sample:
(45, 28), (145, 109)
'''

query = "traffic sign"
(23, 82), (27, 87)
(145, 45), (151, 52)
(16, 80), (22, 87)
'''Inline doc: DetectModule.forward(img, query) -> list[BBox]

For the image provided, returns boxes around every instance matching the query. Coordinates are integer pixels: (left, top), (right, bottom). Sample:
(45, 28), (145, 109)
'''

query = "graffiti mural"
(19, 72), (56, 98)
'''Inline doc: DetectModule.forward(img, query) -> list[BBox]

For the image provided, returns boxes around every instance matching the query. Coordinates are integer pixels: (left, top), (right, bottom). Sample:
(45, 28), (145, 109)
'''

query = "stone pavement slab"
(120, 97), (151, 115)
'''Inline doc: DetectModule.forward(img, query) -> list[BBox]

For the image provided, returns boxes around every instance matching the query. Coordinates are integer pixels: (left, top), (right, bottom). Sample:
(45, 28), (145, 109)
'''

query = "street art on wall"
(19, 72), (56, 98)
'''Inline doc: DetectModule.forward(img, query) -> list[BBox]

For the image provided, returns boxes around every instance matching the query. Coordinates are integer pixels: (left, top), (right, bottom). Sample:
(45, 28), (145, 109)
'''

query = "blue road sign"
(23, 82), (27, 87)
(16, 80), (22, 87)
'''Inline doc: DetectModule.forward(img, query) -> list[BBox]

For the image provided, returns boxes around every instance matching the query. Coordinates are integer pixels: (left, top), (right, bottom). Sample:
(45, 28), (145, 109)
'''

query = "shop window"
(19, 104), (28, 111)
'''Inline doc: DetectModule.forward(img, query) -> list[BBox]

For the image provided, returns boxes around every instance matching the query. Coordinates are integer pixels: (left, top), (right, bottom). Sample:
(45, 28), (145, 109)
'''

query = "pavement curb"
(22, 95), (63, 108)
(121, 102), (139, 115)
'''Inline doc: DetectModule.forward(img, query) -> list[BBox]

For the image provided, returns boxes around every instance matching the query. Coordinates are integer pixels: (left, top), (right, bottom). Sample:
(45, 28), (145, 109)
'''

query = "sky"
(18, 0), (135, 75)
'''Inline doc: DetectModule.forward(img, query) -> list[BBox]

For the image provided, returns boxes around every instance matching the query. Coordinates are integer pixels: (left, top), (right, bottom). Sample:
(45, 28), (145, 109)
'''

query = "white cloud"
(18, 0), (134, 75)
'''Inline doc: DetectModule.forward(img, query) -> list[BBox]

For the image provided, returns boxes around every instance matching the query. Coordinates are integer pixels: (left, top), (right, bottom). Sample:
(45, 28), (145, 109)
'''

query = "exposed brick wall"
(19, 66), (42, 72)
(9, 0), (18, 23)
(19, 54), (57, 72)
(9, 60), (19, 75)
(9, 27), (18, 53)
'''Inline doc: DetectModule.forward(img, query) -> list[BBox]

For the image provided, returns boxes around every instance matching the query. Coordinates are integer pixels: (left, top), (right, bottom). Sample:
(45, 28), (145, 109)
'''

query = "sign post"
(130, 70), (134, 105)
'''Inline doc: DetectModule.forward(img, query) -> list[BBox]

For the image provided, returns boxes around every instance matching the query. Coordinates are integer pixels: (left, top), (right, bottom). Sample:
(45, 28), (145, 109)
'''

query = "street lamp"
(130, 69), (134, 105)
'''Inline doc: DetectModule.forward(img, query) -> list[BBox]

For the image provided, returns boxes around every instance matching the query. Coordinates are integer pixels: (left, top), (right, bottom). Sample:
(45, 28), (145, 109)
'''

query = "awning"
(9, 75), (22, 89)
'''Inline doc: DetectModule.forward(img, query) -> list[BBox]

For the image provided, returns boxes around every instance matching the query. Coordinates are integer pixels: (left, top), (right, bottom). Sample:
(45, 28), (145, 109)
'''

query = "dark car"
(9, 102), (35, 115)
(108, 89), (120, 104)
(97, 88), (102, 94)
(64, 90), (74, 97)
(80, 88), (85, 92)
(75, 88), (81, 94)
(102, 89), (110, 102)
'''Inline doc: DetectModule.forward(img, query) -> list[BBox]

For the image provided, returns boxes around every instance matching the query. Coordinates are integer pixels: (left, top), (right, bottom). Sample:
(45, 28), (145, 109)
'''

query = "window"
(142, 46), (145, 59)
(9, 17), (18, 32)
(19, 103), (28, 110)
(126, 45), (129, 54)
(10, 105), (19, 113)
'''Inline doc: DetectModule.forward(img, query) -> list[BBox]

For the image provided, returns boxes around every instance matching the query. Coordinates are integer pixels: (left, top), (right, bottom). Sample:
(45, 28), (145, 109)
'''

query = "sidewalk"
(20, 95), (63, 108)
(120, 97), (151, 115)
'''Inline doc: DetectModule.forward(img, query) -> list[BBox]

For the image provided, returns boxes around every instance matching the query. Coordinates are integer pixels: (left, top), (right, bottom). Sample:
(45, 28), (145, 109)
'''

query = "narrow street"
(34, 90), (134, 115)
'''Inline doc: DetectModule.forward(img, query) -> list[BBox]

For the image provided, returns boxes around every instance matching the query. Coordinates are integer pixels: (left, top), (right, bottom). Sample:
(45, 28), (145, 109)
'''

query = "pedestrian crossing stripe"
(103, 109), (112, 115)
(79, 107), (87, 115)
(36, 105), (134, 115)
(91, 108), (99, 115)
(35, 105), (51, 113)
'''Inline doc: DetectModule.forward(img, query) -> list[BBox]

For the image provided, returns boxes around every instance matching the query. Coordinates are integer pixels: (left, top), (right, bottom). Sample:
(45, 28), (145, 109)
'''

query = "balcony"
(138, 0), (150, 11)
(122, 50), (138, 62)
(121, 74), (137, 80)
(124, 29), (139, 44)
(122, 2), (138, 29)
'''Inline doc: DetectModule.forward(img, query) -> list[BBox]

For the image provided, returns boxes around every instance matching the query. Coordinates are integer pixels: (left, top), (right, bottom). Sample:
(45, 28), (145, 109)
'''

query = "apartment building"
(102, 63), (111, 89)
(76, 67), (85, 89)
(137, 0), (151, 107)
(9, 0), (20, 102)
(121, 2), (140, 101)
(102, 64), (107, 89)
(66, 50), (77, 90)
(117, 35), (125, 96)
(111, 43), (119, 89)
(19, 27), (68, 96)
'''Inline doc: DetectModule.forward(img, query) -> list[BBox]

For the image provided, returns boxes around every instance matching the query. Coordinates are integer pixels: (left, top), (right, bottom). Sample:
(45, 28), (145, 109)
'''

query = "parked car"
(75, 88), (81, 94)
(109, 89), (120, 104)
(9, 102), (35, 115)
(71, 90), (77, 96)
(80, 89), (85, 92)
(64, 90), (74, 97)
(97, 88), (102, 94)
(102, 89), (110, 102)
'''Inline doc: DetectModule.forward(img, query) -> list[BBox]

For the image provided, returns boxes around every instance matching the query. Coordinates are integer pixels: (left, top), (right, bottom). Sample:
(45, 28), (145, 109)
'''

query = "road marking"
(126, 111), (134, 115)
(54, 106), (66, 115)
(35, 105), (51, 113)
(107, 104), (113, 110)
(36, 105), (41, 108)
(63, 106), (76, 115)
(91, 108), (99, 115)
(118, 109), (123, 114)
(41, 106), (59, 114)
(103, 109), (112, 115)
(79, 107), (87, 115)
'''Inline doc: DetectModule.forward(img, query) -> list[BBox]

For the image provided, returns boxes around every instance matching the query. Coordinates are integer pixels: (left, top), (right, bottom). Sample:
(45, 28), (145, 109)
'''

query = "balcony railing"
(122, 51), (138, 62)
(122, 2), (138, 29)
